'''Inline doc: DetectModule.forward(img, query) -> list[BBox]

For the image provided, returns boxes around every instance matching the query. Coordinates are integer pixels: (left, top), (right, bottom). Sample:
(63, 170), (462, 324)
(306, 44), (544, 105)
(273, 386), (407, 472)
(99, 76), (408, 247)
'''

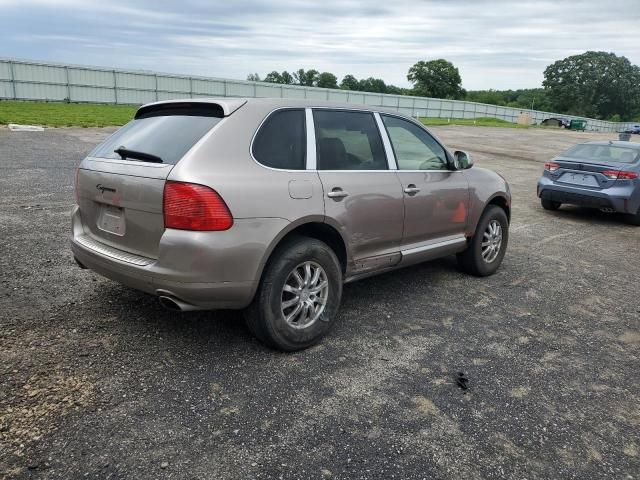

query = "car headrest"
(318, 138), (347, 170)
(620, 151), (635, 162)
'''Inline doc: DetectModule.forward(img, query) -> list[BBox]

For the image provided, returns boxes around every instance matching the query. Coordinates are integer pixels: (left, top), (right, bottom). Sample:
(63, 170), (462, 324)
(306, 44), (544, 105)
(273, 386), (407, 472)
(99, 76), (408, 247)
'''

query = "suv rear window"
(91, 115), (222, 165)
(252, 109), (306, 170)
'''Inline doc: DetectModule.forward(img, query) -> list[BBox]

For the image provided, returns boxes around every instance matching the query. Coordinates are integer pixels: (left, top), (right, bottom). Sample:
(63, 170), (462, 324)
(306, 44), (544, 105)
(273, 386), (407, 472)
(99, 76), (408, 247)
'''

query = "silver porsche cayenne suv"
(71, 98), (511, 350)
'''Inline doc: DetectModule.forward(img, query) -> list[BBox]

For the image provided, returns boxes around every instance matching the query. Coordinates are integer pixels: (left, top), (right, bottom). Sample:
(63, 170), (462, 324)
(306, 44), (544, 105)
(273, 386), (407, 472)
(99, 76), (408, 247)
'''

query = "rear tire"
(541, 197), (561, 210)
(457, 205), (509, 277)
(245, 235), (343, 351)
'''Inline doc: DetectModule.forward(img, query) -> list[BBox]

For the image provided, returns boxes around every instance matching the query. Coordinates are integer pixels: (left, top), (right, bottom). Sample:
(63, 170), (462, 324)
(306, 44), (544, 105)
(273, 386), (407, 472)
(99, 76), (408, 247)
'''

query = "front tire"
(541, 197), (561, 210)
(245, 236), (343, 351)
(457, 205), (509, 277)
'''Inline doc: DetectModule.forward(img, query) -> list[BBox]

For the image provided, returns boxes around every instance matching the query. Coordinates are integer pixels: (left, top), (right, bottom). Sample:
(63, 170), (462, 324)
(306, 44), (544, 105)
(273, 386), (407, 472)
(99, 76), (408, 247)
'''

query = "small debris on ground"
(456, 371), (470, 392)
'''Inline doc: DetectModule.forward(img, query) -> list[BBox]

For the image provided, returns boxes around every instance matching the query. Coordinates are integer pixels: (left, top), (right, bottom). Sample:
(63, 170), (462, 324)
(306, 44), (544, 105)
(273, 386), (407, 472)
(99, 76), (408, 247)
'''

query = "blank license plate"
(559, 172), (599, 187)
(97, 204), (125, 236)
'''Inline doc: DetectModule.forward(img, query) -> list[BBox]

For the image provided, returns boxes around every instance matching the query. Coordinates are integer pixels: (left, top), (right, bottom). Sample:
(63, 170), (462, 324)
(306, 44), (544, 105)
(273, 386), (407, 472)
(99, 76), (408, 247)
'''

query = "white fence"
(0, 58), (634, 132)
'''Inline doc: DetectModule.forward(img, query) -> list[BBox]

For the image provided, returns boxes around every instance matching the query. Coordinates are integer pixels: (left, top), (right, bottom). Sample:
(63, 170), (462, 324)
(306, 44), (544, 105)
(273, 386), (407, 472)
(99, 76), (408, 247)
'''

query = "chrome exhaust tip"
(159, 296), (183, 311)
(157, 293), (200, 312)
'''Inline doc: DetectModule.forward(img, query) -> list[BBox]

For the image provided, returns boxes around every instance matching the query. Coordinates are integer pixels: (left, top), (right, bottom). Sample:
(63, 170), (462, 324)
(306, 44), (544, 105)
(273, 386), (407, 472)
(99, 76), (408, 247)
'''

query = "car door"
(312, 109), (405, 275)
(380, 114), (470, 250)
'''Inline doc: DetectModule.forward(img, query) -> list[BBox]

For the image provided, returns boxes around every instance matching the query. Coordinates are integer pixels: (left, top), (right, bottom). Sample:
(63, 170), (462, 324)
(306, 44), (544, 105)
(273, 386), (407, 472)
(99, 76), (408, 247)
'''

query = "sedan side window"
(382, 115), (448, 171)
(313, 110), (387, 170)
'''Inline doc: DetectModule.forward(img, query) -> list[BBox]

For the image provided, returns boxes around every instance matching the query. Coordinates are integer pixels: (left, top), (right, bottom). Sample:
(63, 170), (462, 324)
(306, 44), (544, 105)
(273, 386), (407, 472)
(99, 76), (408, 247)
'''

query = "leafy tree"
(264, 71), (284, 84)
(386, 85), (411, 95)
(246, 73), (261, 82)
(407, 59), (464, 99)
(358, 77), (387, 93)
(293, 69), (319, 87)
(464, 88), (553, 112)
(317, 72), (338, 89)
(543, 51), (640, 120)
(262, 70), (295, 85)
(340, 74), (360, 90)
(280, 71), (294, 85)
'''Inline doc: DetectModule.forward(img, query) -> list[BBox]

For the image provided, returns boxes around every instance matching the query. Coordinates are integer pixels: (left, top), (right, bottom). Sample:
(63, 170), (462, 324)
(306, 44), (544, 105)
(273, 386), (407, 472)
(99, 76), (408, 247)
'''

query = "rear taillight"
(602, 170), (638, 180)
(163, 181), (233, 231)
(544, 162), (560, 172)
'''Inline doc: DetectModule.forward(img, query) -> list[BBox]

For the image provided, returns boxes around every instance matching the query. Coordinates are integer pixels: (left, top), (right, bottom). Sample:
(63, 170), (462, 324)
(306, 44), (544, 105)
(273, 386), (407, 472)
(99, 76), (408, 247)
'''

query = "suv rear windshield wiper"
(114, 146), (163, 163)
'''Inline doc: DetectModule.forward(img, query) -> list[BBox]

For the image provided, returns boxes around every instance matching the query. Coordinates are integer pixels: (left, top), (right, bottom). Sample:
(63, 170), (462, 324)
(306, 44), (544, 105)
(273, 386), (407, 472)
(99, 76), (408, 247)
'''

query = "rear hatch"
(75, 101), (238, 259)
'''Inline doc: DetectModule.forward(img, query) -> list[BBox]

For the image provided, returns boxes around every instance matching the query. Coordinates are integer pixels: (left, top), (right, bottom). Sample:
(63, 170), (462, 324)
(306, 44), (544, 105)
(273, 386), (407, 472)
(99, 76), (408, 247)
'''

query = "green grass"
(0, 101), (137, 127)
(0, 101), (532, 129)
(419, 116), (530, 128)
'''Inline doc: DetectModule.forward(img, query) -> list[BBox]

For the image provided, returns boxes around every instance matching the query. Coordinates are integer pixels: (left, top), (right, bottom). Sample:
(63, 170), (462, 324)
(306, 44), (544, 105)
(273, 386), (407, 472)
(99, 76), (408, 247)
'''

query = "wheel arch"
(487, 194), (511, 223)
(248, 217), (349, 302)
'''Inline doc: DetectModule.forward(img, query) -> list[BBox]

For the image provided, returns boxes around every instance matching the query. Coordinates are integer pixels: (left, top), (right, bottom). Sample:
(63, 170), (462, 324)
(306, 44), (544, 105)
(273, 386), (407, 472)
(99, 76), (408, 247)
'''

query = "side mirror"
(454, 150), (473, 170)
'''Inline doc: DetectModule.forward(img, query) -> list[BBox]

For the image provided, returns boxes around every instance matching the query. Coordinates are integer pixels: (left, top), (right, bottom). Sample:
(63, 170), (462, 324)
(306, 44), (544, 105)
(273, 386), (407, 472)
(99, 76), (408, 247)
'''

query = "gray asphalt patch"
(0, 126), (638, 479)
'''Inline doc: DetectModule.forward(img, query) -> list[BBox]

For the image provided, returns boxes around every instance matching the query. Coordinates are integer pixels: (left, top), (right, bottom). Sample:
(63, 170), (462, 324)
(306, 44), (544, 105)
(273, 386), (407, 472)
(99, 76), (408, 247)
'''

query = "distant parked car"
(537, 141), (640, 225)
(540, 118), (569, 128)
(623, 125), (640, 134)
(70, 98), (511, 350)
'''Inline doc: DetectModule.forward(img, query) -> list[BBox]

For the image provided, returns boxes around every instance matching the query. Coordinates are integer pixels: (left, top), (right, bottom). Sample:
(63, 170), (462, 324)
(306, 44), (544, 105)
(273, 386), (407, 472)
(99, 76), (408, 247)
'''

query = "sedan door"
(380, 114), (470, 252)
(312, 109), (405, 275)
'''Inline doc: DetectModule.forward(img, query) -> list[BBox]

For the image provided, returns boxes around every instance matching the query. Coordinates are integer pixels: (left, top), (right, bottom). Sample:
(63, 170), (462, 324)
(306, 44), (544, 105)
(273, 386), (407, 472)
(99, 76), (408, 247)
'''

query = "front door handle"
(403, 184), (421, 195)
(327, 188), (349, 199)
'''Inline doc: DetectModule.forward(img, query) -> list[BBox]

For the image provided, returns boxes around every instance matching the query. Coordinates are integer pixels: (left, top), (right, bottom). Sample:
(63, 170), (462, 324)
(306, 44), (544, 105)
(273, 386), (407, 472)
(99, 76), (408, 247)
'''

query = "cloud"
(2, 0), (639, 90)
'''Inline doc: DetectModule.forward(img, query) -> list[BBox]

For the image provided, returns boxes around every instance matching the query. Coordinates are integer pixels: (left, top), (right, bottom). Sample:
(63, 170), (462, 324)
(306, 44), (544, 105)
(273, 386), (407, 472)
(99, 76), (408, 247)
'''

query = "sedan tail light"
(602, 170), (638, 180)
(544, 162), (560, 172)
(163, 181), (233, 231)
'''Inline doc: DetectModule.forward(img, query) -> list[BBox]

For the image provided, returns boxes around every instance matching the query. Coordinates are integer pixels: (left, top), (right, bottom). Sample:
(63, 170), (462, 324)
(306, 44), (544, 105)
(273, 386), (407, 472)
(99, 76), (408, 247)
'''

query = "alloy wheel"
(481, 220), (503, 263)
(280, 261), (329, 329)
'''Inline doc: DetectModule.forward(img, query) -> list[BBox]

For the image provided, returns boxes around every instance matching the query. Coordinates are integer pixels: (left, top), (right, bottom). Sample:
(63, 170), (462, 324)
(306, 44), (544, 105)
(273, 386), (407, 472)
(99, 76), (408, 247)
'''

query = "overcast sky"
(2, 0), (639, 90)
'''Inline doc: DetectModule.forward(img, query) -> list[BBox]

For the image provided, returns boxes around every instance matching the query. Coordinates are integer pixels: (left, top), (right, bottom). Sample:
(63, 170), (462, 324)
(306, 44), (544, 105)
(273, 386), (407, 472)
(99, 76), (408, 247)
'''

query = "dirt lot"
(1, 125), (638, 479)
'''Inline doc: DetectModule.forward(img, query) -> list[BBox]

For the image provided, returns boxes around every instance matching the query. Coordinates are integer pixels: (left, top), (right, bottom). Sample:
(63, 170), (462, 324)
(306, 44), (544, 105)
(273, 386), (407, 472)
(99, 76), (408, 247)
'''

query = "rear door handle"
(327, 188), (349, 199)
(403, 184), (421, 194)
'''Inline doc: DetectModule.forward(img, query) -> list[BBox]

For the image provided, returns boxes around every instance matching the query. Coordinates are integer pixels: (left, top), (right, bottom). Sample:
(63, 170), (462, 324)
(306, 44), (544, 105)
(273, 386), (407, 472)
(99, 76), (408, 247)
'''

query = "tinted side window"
(313, 110), (387, 170)
(92, 115), (222, 165)
(382, 115), (448, 170)
(253, 109), (306, 169)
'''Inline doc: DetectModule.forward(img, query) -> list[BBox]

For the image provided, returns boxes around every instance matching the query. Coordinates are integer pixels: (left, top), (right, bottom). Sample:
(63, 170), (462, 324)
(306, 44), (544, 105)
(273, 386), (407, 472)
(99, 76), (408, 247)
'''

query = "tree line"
(248, 52), (640, 121)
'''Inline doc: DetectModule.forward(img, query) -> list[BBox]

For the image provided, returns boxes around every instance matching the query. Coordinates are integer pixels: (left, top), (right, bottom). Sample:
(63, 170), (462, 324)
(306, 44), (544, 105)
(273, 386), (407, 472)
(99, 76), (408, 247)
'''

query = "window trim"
(310, 107), (391, 172)
(305, 108), (317, 170)
(379, 113), (460, 173)
(249, 107), (308, 172)
(374, 112), (398, 170)
(249, 106), (460, 174)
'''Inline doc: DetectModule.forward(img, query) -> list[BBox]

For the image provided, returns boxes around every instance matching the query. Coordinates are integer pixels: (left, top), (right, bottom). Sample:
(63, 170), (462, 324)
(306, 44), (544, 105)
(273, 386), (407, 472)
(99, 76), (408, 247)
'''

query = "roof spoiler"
(135, 98), (247, 119)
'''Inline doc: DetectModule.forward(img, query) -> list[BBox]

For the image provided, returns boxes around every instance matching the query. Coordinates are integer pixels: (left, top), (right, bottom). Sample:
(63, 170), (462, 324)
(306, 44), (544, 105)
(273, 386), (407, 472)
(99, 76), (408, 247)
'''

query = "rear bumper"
(537, 177), (638, 213)
(70, 206), (289, 310)
(71, 240), (255, 309)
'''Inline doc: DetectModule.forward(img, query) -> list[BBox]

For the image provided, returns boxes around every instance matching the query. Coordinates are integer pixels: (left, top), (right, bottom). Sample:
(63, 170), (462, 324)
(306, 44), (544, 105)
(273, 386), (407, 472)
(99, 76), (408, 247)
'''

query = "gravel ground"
(0, 125), (638, 479)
